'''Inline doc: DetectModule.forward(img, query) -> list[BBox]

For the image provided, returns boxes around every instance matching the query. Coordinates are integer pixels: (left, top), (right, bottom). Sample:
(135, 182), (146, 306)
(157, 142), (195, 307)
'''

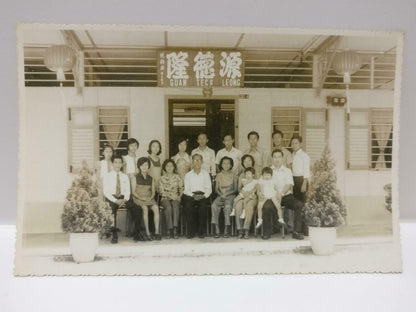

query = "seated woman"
(147, 140), (163, 190)
(233, 154), (257, 238)
(211, 156), (238, 238)
(234, 167), (258, 239)
(130, 157), (161, 240)
(158, 159), (184, 239)
(172, 137), (191, 182)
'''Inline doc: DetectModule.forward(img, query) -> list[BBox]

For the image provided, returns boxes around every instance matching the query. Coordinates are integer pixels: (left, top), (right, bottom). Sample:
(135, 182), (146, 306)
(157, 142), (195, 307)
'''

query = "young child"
(211, 156), (238, 238)
(123, 138), (140, 177)
(233, 167), (258, 239)
(256, 167), (284, 229)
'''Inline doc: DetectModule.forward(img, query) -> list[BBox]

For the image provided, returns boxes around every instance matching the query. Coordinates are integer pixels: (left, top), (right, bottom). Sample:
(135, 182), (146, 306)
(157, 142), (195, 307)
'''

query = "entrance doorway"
(168, 99), (236, 157)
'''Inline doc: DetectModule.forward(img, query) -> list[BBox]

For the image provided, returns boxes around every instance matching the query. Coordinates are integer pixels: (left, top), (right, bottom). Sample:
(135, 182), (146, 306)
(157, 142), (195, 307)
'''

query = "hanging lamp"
(332, 50), (361, 114)
(44, 45), (76, 86)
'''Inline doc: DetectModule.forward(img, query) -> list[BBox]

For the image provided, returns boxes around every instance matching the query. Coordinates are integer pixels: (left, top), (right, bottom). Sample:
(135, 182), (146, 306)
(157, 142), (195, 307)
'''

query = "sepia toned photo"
(14, 23), (403, 275)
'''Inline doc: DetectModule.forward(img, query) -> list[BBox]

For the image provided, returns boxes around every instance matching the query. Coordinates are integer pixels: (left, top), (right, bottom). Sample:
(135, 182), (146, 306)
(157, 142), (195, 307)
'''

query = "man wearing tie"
(103, 154), (132, 243)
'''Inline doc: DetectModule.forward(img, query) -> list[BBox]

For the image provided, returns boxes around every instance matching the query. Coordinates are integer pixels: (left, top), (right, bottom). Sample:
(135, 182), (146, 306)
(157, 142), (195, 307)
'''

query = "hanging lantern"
(44, 45), (76, 82)
(332, 50), (361, 84)
(332, 50), (361, 114)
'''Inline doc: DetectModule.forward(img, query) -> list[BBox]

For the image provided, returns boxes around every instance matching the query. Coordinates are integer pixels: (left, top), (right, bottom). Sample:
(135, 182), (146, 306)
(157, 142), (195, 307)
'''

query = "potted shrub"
(304, 146), (347, 255)
(62, 162), (113, 263)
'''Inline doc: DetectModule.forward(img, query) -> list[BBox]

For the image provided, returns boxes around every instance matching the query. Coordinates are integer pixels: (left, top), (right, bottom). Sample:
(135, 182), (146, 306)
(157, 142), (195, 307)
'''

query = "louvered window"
(347, 110), (370, 169)
(68, 107), (129, 173)
(304, 109), (328, 165)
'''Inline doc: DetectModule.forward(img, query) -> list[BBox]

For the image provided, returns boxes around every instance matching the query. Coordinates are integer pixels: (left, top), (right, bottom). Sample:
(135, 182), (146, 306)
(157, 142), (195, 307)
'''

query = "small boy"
(256, 167), (284, 229)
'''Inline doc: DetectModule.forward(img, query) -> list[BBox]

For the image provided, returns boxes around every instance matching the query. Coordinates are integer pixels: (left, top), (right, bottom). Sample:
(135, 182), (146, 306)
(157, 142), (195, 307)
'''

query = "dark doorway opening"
(168, 99), (236, 157)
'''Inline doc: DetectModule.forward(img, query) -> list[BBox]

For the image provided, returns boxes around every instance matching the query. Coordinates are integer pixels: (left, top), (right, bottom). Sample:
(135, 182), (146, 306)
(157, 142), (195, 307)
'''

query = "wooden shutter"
(68, 107), (98, 173)
(347, 110), (370, 169)
(304, 109), (328, 165)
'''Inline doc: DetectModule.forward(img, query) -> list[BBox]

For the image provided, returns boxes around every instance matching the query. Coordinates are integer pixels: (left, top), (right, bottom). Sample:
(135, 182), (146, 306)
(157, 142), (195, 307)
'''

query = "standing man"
(243, 131), (271, 178)
(103, 155), (145, 243)
(290, 135), (310, 204)
(215, 134), (243, 174)
(191, 133), (217, 178)
(262, 149), (304, 240)
(272, 130), (292, 168)
(183, 154), (212, 239)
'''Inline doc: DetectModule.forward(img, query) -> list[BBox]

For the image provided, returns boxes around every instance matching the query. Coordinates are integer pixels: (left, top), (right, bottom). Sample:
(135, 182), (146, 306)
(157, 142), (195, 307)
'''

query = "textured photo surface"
(15, 23), (402, 275)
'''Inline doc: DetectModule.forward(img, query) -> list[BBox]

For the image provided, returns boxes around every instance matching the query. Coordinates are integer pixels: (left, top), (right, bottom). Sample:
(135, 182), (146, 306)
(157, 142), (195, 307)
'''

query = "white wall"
(23, 86), (394, 233)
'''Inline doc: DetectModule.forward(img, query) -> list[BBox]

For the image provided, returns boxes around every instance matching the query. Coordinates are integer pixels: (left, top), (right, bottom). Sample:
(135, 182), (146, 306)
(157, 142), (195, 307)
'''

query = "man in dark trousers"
(182, 154), (212, 239)
(262, 149), (304, 240)
(103, 154), (146, 243)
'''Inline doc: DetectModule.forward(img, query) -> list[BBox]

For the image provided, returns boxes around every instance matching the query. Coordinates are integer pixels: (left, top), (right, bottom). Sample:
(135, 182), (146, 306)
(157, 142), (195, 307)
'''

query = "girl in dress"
(211, 157), (238, 238)
(147, 140), (163, 189)
(158, 159), (184, 239)
(172, 138), (191, 181)
(96, 145), (114, 180)
(130, 157), (161, 240)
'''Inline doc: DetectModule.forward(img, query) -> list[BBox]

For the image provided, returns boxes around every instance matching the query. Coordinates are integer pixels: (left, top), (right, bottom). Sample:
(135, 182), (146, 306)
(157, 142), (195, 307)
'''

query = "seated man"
(262, 149), (304, 240)
(183, 154), (212, 239)
(103, 154), (145, 243)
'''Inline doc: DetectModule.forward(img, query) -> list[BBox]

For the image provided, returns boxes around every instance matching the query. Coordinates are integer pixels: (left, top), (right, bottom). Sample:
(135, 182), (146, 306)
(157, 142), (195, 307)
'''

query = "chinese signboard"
(158, 50), (244, 88)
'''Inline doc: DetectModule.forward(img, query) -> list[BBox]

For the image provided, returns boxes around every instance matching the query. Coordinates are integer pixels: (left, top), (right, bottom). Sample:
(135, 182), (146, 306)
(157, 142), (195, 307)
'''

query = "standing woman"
(172, 138), (191, 181)
(96, 144), (114, 180)
(290, 135), (310, 204)
(158, 159), (184, 239)
(147, 140), (163, 192)
(130, 157), (161, 240)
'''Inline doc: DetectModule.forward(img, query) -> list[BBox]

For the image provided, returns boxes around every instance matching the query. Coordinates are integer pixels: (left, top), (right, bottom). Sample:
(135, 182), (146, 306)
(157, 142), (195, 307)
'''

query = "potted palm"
(304, 146), (347, 255)
(62, 162), (113, 263)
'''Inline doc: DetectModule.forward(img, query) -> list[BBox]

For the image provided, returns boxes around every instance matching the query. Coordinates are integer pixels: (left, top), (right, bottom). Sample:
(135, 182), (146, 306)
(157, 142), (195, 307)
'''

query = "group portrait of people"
(97, 129), (311, 244)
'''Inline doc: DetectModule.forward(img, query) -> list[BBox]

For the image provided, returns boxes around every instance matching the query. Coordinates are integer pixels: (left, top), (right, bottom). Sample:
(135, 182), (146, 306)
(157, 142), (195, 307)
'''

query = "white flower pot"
(69, 232), (99, 263)
(308, 226), (337, 256)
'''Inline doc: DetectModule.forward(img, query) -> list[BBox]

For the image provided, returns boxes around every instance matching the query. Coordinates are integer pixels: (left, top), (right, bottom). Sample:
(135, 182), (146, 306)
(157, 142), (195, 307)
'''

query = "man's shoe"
(243, 230), (250, 239)
(198, 234), (205, 239)
(111, 234), (118, 244)
(154, 234), (162, 241)
(262, 234), (271, 240)
(292, 232), (304, 240)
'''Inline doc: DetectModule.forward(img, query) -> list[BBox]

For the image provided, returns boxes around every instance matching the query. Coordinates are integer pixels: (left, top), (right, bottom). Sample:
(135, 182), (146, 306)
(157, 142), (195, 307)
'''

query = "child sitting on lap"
(233, 167), (258, 218)
(256, 167), (284, 229)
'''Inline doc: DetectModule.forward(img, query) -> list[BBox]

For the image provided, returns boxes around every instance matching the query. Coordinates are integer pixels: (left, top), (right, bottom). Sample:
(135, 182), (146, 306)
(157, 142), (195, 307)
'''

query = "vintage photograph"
(14, 23), (402, 275)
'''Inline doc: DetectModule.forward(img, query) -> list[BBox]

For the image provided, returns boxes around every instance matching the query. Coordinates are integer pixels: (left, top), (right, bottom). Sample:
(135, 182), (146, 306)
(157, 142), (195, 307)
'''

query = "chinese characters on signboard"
(158, 50), (244, 87)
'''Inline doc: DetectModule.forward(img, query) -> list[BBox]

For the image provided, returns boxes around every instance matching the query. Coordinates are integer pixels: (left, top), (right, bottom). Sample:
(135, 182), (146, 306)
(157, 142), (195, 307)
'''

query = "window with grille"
(346, 108), (393, 170)
(98, 107), (129, 157)
(271, 107), (328, 166)
(370, 109), (393, 169)
(271, 107), (302, 148)
(68, 107), (129, 173)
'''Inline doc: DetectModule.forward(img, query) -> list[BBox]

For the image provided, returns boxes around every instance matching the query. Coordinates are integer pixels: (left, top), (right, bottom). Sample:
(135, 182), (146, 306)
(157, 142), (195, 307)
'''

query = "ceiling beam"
(234, 33), (245, 49)
(61, 30), (84, 93)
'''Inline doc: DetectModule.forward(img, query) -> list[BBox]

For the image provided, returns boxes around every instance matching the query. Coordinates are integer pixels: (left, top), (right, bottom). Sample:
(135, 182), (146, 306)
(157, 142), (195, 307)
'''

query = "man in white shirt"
(261, 149), (304, 240)
(103, 155), (145, 243)
(215, 134), (243, 174)
(191, 133), (216, 177)
(183, 154), (212, 239)
(243, 131), (271, 178)
(290, 135), (310, 204)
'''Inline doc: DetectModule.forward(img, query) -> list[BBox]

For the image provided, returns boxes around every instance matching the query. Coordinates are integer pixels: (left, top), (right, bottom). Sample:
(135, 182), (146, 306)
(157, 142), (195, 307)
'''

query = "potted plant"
(304, 145), (347, 255)
(62, 162), (113, 263)
(384, 183), (392, 213)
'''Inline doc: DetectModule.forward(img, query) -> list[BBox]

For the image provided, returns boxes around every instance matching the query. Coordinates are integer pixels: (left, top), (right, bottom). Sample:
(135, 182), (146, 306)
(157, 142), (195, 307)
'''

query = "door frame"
(164, 95), (239, 157)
